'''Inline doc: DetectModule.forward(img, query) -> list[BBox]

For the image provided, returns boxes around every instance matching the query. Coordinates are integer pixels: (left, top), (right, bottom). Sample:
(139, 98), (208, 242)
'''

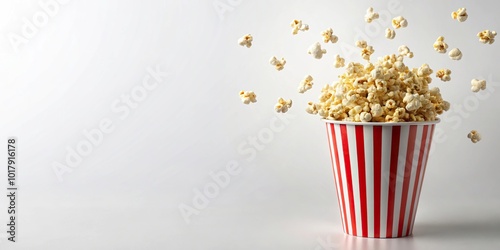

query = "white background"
(0, 0), (499, 249)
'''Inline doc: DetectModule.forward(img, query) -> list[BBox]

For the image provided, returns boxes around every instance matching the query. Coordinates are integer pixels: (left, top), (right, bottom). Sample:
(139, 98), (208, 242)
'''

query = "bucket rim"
(322, 118), (440, 126)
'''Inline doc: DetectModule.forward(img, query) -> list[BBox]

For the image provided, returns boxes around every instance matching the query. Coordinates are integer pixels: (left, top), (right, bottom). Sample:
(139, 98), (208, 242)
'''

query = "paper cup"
(324, 119), (438, 238)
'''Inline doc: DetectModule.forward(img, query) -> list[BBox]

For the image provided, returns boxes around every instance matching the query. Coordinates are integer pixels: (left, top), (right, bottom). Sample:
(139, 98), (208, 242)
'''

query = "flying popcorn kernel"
(385, 28), (396, 39)
(436, 69), (452, 82)
(334, 55), (345, 68)
(467, 130), (481, 143)
(398, 45), (414, 58)
(392, 16), (408, 29)
(451, 8), (468, 22)
(298, 75), (314, 93)
(321, 28), (338, 43)
(448, 48), (462, 60)
(477, 30), (497, 44)
(365, 7), (379, 23)
(433, 36), (448, 53)
(239, 90), (257, 104)
(305, 101), (320, 114)
(308, 42), (327, 59)
(238, 34), (253, 48)
(471, 79), (486, 92)
(290, 19), (309, 35)
(355, 40), (367, 48)
(275, 98), (293, 113)
(269, 56), (286, 71)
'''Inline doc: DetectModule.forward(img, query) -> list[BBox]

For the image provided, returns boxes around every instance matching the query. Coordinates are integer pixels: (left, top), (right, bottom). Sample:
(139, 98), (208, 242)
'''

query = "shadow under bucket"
(324, 119), (439, 238)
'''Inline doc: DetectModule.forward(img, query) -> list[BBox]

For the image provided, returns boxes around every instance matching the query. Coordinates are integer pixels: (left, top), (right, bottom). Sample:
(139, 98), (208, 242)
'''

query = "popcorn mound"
(306, 54), (450, 122)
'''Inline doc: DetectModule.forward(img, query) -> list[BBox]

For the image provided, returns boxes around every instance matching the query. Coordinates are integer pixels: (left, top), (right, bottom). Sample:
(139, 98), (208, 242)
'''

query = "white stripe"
(327, 124), (346, 234)
(363, 126), (374, 237)
(347, 125), (362, 236)
(392, 125), (409, 237)
(335, 124), (353, 235)
(379, 126), (393, 238)
(409, 125), (433, 233)
(402, 125), (424, 236)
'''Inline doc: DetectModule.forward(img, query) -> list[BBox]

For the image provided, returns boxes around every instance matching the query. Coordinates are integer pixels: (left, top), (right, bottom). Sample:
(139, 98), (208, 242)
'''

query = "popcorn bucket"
(324, 119), (438, 238)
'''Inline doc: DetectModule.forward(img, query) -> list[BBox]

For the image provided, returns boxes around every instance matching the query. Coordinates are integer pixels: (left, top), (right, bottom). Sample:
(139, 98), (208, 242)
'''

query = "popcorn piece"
(306, 101), (321, 114)
(238, 34), (253, 48)
(471, 79), (486, 92)
(467, 130), (481, 143)
(477, 30), (497, 44)
(403, 93), (422, 111)
(392, 16), (408, 29)
(359, 111), (372, 122)
(334, 55), (345, 68)
(321, 28), (338, 43)
(433, 36), (448, 53)
(298, 75), (314, 93)
(418, 63), (433, 76)
(356, 40), (367, 48)
(290, 19), (309, 35)
(269, 56), (286, 71)
(398, 45), (414, 58)
(451, 8), (468, 22)
(436, 69), (452, 82)
(308, 42), (327, 59)
(448, 48), (462, 60)
(239, 90), (257, 104)
(356, 41), (374, 61)
(370, 103), (383, 118)
(385, 28), (396, 39)
(275, 98), (293, 113)
(364, 7), (379, 23)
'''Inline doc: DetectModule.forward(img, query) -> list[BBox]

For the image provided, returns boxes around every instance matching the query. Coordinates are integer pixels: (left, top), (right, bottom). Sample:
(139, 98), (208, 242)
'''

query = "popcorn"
(238, 34), (253, 48)
(471, 79), (486, 92)
(451, 8), (468, 22)
(467, 130), (481, 143)
(334, 55), (345, 68)
(308, 52), (448, 122)
(398, 45), (414, 58)
(433, 36), (448, 53)
(308, 42), (327, 59)
(298, 75), (314, 93)
(359, 111), (372, 122)
(436, 69), (452, 82)
(321, 28), (338, 43)
(356, 40), (367, 48)
(290, 19), (309, 35)
(305, 101), (321, 114)
(239, 90), (257, 104)
(477, 30), (497, 44)
(364, 7), (379, 23)
(275, 97), (293, 113)
(269, 56), (286, 71)
(448, 48), (462, 60)
(392, 16), (408, 29)
(385, 28), (396, 39)
(356, 40), (374, 61)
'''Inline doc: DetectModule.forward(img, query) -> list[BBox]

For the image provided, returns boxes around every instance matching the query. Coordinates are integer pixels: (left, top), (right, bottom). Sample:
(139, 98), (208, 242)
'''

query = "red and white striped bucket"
(325, 119), (438, 238)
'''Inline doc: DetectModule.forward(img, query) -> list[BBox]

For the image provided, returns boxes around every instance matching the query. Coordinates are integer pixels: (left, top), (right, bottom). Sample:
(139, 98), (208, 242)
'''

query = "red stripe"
(386, 126), (401, 238)
(373, 126), (382, 238)
(340, 124), (357, 235)
(397, 125), (418, 237)
(330, 124), (350, 234)
(355, 126), (368, 237)
(326, 124), (345, 232)
(405, 125), (429, 236)
(409, 124), (436, 233)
